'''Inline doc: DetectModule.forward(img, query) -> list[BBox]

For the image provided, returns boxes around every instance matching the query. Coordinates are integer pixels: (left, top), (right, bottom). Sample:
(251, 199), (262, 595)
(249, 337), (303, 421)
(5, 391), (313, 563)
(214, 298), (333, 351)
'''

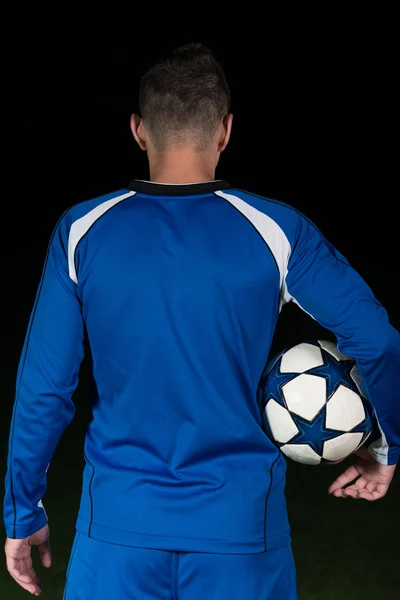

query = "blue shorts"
(63, 531), (298, 600)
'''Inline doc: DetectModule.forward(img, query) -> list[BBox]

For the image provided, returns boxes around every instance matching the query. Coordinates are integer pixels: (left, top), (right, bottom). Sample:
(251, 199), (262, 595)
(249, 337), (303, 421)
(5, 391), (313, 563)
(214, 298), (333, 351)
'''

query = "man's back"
(7, 180), (296, 553)
(75, 180), (293, 552)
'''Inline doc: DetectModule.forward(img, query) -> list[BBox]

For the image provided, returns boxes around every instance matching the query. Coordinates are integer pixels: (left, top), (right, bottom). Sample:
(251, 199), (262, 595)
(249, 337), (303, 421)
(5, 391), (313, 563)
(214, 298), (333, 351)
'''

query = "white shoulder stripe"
(215, 191), (292, 310)
(68, 191), (136, 284)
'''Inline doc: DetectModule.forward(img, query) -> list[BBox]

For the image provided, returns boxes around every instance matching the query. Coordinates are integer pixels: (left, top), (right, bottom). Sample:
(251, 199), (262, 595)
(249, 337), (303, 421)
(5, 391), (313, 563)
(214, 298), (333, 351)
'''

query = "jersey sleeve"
(3, 212), (85, 539)
(284, 214), (400, 466)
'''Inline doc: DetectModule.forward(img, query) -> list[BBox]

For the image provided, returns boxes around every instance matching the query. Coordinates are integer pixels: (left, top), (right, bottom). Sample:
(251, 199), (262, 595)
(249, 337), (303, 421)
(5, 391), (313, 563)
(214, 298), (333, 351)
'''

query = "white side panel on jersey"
(280, 342), (324, 373)
(367, 412), (390, 466)
(318, 340), (350, 361)
(37, 499), (48, 520)
(349, 367), (389, 465)
(68, 191), (136, 284)
(215, 191), (291, 310)
(350, 365), (367, 398)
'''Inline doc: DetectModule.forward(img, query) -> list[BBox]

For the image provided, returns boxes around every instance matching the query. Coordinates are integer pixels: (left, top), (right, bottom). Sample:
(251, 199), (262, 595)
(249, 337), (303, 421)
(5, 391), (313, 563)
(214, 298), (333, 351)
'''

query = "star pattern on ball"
(306, 351), (357, 400)
(260, 342), (376, 462)
(259, 355), (298, 410)
(287, 408), (345, 456)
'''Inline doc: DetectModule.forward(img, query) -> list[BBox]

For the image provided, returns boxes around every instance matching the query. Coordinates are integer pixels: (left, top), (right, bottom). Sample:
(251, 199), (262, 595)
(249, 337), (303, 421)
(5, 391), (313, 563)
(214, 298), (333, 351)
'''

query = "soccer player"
(3, 43), (399, 600)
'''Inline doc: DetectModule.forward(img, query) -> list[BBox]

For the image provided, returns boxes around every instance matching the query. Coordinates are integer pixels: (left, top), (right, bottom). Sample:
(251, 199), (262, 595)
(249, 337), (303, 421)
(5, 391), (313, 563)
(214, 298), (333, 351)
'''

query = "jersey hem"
(76, 516), (291, 554)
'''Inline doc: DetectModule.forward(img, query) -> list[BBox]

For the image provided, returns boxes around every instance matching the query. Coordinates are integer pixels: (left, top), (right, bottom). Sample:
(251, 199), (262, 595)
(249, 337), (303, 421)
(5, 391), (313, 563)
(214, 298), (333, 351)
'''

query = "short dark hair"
(139, 43), (231, 151)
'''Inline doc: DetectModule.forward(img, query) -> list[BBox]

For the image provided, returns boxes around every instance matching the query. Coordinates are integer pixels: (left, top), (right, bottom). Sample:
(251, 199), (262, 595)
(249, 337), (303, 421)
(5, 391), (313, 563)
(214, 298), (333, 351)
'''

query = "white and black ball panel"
(325, 385), (366, 432)
(280, 342), (324, 373)
(281, 444), (321, 465)
(322, 432), (364, 461)
(265, 399), (299, 443)
(282, 374), (326, 421)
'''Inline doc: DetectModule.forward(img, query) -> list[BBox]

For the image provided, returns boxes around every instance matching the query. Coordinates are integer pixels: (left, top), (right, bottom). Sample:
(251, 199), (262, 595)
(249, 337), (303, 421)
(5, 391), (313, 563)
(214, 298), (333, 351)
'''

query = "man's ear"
(130, 114), (147, 151)
(218, 113), (233, 152)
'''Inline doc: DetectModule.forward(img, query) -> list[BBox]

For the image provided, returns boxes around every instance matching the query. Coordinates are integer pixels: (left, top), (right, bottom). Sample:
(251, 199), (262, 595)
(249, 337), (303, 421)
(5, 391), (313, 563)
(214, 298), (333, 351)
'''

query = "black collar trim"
(127, 179), (231, 196)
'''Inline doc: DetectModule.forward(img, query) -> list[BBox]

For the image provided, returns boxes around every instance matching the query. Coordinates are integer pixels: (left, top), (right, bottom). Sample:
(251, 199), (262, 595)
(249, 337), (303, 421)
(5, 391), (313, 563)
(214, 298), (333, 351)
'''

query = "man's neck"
(148, 148), (216, 184)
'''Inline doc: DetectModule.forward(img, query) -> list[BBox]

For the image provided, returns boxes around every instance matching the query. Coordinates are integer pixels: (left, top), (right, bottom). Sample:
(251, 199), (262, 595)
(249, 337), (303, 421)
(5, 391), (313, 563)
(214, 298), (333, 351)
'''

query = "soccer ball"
(259, 341), (375, 465)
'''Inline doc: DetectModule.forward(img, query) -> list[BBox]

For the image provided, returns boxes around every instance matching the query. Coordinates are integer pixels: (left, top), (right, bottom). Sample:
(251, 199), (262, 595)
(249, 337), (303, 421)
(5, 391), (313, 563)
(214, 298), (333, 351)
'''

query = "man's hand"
(328, 446), (397, 500)
(4, 524), (52, 596)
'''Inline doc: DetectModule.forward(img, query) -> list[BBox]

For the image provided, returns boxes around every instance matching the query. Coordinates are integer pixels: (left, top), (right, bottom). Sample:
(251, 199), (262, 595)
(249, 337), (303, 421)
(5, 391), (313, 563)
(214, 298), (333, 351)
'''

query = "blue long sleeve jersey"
(4, 180), (400, 552)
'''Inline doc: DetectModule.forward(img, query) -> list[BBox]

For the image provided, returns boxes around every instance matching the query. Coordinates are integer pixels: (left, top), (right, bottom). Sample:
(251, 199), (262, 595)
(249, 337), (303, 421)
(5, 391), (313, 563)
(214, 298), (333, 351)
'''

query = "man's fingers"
(24, 557), (41, 587)
(331, 488), (346, 498)
(341, 481), (388, 501)
(347, 488), (379, 501)
(8, 567), (32, 584)
(341, 487), (360, 499)
(359, 489), (385, 501)
(7, 555), (42, 594)
(7, 561), (42, 596)
(9, 572), (42, 596)
(37, 541), (52, 568)
(351, 475), (369, 491)
(328, 464), (360, 494)
(329, 458), (392, 501)
(338, 476), (372, 498)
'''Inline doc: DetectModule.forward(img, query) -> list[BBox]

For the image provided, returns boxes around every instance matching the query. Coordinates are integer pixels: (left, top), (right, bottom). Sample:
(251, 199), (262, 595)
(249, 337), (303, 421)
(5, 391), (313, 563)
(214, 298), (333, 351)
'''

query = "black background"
(0, 9), (399, 598)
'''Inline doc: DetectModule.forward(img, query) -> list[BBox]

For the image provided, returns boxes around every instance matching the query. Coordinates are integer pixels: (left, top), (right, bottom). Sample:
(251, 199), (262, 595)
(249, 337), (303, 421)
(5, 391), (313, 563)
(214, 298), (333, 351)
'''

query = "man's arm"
(3, 210), (84, 539)
(284, 214), (400, 466)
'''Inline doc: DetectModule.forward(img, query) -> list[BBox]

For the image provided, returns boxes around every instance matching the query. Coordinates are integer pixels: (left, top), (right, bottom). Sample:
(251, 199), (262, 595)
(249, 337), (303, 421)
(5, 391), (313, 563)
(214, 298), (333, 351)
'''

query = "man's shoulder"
(63, 188), (135, 226)
(219, 187), (304, 238)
